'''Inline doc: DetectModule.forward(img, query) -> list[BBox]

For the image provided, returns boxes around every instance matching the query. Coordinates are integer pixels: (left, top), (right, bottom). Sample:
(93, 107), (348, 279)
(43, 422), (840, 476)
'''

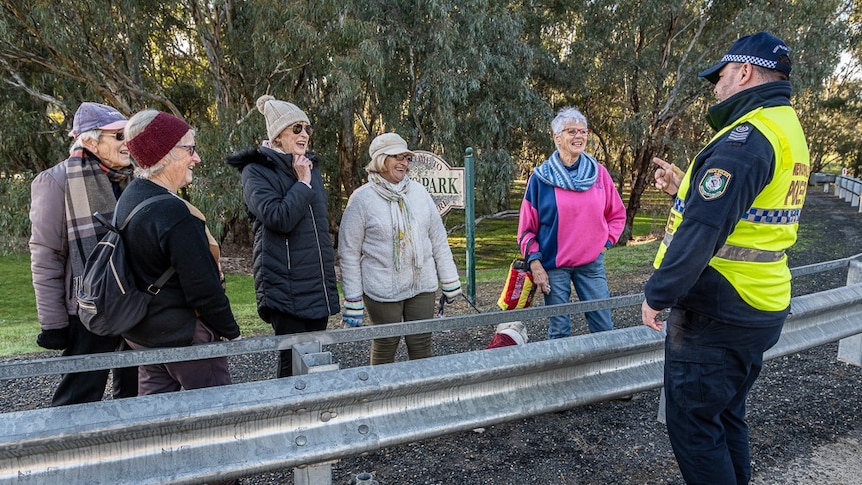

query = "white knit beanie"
(256, 95), (310, 143)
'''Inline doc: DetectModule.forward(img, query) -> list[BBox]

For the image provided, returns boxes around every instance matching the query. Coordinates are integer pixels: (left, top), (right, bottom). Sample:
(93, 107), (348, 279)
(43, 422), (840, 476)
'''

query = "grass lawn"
(0, 253), (37, 356)
(0, 253), (269, 357)
(2, 183), (670, 357)
(0, 240), (664, 358)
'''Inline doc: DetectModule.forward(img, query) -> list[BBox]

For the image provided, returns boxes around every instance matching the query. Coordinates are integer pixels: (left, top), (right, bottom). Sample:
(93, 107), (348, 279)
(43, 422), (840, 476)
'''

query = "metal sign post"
(464, 147), (476, 304)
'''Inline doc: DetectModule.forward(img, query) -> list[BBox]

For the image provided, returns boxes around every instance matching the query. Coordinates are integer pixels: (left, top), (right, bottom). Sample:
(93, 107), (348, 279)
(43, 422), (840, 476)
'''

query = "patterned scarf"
(532, 151), (598, 191)
(64, 148), (135, 276)
(368, 172), (422, 272)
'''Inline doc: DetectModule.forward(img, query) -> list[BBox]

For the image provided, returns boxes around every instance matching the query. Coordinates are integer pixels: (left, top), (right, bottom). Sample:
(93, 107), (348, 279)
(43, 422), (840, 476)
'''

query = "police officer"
(641, 32), (810, 484)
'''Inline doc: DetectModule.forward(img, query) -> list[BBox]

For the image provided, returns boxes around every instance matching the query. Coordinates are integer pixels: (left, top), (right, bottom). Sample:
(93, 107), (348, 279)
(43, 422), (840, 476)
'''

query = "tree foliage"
(0, 0), (859, 244)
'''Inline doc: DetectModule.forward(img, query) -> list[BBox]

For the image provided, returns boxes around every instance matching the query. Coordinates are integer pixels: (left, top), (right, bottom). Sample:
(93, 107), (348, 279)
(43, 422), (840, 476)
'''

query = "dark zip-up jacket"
(644, 81), (795, 327)
(117, 179), (240, 347)
(226, 147), (339, 322)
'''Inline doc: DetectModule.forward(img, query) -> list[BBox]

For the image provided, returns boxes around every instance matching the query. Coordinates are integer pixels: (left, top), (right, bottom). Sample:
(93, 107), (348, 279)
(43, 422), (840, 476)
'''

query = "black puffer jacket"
(226, 147), (338, 322)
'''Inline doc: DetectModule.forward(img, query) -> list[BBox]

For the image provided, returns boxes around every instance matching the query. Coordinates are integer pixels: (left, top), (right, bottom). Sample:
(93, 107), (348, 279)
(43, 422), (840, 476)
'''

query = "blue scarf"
(532, 151), (598, 191)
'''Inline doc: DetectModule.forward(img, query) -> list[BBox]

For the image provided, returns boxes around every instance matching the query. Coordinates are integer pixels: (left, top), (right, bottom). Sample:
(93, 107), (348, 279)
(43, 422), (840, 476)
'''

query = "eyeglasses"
(290, 124), (314, 136)
(174, 144), (196, 156)
(561, 128), (589, 136)
(392, 154), (413, 162)
(101, 132), (124, 141)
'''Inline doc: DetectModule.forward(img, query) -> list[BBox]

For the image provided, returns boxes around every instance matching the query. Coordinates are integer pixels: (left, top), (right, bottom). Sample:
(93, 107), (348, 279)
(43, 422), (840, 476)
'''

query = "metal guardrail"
(832, 175), (862, 210)
(810, 172), (836, 185)
(0, 295), (644, 380)
(1, 257), (862, 484)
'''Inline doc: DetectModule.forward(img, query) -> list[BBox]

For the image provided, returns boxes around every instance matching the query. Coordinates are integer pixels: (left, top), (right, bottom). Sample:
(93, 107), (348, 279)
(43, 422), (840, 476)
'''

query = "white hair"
(551, 107), (588, 135)
(68, 129), (102, 155)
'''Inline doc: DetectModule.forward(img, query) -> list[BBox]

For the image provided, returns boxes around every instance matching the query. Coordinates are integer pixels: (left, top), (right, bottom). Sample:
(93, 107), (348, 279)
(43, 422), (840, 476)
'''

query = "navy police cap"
(699, 31), (792, 84)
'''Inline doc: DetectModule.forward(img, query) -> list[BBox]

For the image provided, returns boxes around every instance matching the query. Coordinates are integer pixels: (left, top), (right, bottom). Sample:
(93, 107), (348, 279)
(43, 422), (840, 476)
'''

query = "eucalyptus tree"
(200, 0), (548, 227)
(180, 0), (350, 240)
(525, 0), (851, 241)
(795, 1), (862, 175)
(351, 0), (548, 213)
(796, 73), (862, 174)
(0, 0), (209, 173)
(2, 0), (855, 248)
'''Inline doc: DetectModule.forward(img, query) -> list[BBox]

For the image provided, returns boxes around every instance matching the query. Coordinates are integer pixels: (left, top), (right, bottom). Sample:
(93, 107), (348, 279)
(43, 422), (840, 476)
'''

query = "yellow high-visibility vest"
(654, 105), (810, 311)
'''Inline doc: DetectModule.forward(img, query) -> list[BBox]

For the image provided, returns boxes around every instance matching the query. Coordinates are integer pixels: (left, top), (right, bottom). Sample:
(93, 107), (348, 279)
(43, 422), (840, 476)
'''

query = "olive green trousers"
(364, 291), (436, 365)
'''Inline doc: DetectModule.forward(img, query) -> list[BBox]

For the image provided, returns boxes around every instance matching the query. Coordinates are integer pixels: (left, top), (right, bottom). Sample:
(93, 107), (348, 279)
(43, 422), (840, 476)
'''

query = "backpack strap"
(116, 194), (178, 295)
(118, 194), (177, 230)
(146, 266), (176, 295)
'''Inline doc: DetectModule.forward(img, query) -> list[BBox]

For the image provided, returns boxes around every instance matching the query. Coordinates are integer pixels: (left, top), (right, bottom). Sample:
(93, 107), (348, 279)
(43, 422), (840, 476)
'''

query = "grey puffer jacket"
(226, 147), (338, 322)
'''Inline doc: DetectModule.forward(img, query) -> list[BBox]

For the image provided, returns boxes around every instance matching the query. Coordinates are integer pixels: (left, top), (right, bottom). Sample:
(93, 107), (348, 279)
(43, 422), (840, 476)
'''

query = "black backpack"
(76, 195), (176, 337)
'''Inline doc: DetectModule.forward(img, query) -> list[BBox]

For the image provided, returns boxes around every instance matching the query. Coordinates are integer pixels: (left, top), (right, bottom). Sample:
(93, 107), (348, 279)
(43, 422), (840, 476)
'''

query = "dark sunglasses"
(392, 154), (413, 162)
(290, 124), (314, 136)
(101, 132), (125, 141)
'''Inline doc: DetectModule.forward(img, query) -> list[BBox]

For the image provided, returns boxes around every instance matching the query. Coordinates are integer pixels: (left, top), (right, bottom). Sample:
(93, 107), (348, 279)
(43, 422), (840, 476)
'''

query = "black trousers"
(664, 308), (784, 485)
(51, 314), (138, 406)
(268, 310), (328, 378)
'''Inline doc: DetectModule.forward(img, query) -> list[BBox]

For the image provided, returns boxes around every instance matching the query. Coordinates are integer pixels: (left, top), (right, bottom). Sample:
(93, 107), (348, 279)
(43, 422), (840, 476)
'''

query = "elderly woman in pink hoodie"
(518, 106), (626, 340)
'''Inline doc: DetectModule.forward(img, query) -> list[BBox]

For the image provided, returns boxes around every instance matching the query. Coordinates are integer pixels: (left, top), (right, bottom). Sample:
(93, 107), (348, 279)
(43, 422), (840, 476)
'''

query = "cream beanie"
(256, 95), (310, 143)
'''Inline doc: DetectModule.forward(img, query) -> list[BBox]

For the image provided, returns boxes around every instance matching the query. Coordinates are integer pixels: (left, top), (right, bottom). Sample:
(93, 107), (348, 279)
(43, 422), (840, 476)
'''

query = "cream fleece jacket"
(338, 179), (459, 303)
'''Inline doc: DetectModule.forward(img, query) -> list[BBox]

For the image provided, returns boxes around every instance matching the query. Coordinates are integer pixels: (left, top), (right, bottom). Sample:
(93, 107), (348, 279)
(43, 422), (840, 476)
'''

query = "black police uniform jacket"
(645, 81), (795, 327)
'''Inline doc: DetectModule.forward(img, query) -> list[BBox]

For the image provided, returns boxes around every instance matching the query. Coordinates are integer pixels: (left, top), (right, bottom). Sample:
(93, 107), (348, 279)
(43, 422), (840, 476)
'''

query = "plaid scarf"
(368, 172), (422, 272)
(64, 148), (134, 276)
(532, 151), (598, 192)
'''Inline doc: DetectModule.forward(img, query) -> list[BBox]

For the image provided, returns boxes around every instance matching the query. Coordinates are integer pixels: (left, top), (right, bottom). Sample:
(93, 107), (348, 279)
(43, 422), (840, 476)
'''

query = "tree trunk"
(624, 141), (659, 243)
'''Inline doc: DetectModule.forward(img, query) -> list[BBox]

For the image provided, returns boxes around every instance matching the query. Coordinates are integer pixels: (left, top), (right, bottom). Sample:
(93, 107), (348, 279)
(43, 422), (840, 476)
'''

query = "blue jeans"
(543, 253), (613, 339)
(664, 308), (783, 485)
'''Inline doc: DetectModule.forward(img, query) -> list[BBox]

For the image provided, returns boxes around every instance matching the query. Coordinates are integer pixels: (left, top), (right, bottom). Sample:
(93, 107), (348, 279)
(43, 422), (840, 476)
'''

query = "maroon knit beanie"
(127, 112), (190, 168)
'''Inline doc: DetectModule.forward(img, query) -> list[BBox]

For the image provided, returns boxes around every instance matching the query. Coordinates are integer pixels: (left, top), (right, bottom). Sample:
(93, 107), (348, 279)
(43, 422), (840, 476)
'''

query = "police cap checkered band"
(720, 54), (778, 70)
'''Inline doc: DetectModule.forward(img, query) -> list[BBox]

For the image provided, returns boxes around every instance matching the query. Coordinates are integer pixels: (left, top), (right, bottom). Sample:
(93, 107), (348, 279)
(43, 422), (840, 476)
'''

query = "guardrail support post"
(293, 341), (339, 375)
(295, 464), (334, 485)
(838, 259), (862, 366)
(838, 334), (862, 366)
(293, 341), (340, 485)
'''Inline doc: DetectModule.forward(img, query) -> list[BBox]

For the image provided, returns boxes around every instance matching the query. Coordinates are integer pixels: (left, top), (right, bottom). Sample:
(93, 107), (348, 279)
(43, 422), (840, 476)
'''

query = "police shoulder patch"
(698, 168), (731, 200)
(726, 125), (751, 143)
